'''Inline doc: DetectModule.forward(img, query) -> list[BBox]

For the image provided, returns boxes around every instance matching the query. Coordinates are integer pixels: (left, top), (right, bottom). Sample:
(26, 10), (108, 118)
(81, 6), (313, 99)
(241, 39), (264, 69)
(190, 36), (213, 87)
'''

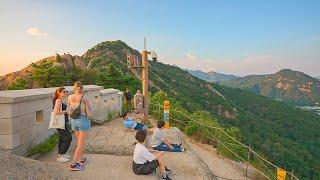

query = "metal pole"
(158, 103), (161, 119)
(246, 147), (251, 178)
(217, 129), (222, 155)
(142, 38), (149, 123)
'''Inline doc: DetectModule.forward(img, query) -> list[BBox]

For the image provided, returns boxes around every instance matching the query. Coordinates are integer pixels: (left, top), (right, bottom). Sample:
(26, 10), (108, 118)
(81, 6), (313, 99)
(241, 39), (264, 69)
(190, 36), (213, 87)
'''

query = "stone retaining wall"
(0, 85), (122, 156)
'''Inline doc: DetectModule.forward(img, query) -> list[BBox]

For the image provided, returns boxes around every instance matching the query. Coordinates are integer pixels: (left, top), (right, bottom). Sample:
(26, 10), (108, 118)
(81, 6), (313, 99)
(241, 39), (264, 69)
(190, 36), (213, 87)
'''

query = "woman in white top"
(68, 81), (92, 171)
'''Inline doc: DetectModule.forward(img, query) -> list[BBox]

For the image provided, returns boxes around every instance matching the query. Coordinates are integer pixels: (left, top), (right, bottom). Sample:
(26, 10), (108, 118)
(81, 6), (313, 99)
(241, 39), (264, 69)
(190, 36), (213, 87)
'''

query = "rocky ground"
(0, 151), (76, 180)
(0, 115), (252, 180)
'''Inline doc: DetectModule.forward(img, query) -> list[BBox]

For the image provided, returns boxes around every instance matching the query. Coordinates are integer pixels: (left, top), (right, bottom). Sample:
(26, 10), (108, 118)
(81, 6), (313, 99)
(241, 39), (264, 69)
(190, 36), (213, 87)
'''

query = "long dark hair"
(53, 87), (65, 107)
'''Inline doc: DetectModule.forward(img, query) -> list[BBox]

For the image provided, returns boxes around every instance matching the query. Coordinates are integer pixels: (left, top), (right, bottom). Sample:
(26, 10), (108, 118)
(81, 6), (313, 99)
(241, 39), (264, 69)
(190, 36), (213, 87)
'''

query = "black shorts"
(132, 160), (159, 175)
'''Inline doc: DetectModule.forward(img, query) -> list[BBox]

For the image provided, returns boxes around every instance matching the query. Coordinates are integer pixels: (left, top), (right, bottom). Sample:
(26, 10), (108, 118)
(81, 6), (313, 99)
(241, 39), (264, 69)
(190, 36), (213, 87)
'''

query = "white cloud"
(26, 27), (48, 37)
(185, 51), (197, 60)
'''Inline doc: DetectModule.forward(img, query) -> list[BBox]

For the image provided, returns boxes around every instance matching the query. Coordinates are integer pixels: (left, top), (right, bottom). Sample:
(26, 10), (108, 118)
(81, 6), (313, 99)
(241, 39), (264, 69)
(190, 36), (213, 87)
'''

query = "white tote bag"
(48, 103), (65, 129)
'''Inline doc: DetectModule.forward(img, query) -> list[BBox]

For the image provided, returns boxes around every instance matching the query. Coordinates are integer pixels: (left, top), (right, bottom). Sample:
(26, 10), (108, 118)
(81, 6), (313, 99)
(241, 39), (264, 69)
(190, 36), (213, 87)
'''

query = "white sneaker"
(62, 154), (71, 159)
(57, 156), (70, 163)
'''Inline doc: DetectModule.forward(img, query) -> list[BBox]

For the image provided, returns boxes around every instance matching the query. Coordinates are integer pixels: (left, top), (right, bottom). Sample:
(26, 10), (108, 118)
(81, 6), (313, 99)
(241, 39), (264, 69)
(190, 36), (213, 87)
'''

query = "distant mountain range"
(187, 69), (239, 82)
(220, 69), (320, 105)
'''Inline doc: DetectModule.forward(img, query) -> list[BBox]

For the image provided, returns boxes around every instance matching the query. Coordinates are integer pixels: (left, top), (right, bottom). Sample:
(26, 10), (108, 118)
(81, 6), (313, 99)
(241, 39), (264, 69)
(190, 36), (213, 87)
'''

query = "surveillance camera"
(151, 51), (158, 61)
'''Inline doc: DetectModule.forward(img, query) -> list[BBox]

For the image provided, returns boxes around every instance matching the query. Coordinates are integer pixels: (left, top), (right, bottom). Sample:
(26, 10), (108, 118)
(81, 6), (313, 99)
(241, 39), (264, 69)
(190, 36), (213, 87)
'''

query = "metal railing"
(151, 103), (299, 180)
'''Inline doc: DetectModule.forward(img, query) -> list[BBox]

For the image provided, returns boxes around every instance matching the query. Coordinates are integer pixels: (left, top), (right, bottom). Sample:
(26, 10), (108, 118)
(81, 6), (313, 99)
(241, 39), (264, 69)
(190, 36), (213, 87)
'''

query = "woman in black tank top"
(53, 87), (72, 163)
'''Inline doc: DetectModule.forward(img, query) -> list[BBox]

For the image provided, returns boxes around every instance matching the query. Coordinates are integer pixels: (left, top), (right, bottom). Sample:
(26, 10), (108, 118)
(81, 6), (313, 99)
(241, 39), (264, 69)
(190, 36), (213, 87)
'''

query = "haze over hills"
(220, 69), (320, 105)
(187, 69), (239, 83)
(0, 40), (320, 179)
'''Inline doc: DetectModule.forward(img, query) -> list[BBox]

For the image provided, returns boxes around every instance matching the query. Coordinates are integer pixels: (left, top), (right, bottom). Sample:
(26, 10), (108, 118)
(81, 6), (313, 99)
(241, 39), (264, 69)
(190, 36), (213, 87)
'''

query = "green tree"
(7, 78), (28, 90)
(96, 63), (140, 91)
(30, 61), (65, 87)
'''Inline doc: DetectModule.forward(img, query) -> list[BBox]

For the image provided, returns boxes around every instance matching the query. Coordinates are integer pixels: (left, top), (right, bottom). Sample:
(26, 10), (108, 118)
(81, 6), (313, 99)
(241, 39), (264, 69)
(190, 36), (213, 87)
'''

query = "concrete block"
(34, 121), (53, 143)
(11, 139), (34, 157)
(0, 132), (20, 149)
(19, 98), (52, 116)
(43, 108), (52, 123)
(19, 112), (36, 131)
(85, 90), (100, 99)
(20, 127), (32, 145)
(0, 103), (20, 118)
(0, 117), (20, 134)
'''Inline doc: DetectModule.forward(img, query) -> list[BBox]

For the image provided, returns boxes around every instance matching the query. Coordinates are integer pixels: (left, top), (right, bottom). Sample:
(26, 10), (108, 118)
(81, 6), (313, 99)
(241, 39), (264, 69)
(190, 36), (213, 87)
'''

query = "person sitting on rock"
(122, 112), (152, 132)
(133, 130), (172, 180)
(151, 121), (186, 152)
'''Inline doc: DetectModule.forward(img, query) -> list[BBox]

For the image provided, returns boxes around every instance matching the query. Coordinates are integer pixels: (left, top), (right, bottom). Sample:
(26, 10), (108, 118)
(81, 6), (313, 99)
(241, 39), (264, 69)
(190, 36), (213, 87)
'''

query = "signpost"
(277, 168), (286, 180)
(163, 100), (170, 128)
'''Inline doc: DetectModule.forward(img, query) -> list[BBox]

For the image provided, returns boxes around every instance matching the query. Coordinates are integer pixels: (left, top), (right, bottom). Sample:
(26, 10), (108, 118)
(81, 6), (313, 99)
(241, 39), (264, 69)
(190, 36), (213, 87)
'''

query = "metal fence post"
(158, 103), (161, 119)
(217, 129), (222, 154)
(246, 147), (251, 177)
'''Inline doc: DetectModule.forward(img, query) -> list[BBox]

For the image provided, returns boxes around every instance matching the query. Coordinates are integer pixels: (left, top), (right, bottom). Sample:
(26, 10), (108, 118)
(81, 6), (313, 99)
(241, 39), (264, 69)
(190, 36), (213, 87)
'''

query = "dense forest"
(5, 40), (320, 179)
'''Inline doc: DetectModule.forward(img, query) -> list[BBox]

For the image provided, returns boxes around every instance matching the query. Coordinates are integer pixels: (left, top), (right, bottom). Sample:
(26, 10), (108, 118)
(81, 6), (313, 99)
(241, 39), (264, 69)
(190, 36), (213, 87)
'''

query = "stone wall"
(0, 85), (122, 156)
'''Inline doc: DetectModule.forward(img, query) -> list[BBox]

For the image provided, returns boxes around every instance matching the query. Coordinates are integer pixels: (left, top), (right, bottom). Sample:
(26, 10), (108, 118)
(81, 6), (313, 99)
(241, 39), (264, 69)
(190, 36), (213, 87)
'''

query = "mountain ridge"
(220, 69), (320, 105)
(187, 69), (239, 83)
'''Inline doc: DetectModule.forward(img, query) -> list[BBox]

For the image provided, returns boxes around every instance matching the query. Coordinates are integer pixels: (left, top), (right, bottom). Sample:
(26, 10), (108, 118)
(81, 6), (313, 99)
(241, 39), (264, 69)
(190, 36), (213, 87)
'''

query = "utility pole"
(142, 38), (149, 123)
(128, 38), (157, 123)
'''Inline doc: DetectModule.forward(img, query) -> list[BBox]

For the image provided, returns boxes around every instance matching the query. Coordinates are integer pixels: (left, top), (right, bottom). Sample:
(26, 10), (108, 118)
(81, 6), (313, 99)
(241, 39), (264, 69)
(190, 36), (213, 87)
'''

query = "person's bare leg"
(78, 131), (86, 161)
(73, 131), (85, 163)
(73, 131), (80, 162)
(157, 156), (166, 175)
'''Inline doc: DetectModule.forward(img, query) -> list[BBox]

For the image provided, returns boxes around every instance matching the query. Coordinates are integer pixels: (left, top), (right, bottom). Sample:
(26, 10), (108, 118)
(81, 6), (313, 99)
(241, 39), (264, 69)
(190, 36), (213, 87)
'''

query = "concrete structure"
(0, 85), (122, 156)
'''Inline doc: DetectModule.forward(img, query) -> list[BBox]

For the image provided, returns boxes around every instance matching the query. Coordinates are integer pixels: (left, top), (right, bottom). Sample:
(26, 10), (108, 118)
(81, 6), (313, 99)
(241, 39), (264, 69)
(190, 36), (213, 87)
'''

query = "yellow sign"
(163, 100), (170, 128)
(164, 100), (170, 110)
(277, 168), (286, 180)
(164, 122), (170, 129)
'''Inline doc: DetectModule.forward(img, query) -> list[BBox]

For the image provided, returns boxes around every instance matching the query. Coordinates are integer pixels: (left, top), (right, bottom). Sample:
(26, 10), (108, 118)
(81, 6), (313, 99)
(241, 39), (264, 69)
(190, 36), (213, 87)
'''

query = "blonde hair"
(74, 81), (83, 93)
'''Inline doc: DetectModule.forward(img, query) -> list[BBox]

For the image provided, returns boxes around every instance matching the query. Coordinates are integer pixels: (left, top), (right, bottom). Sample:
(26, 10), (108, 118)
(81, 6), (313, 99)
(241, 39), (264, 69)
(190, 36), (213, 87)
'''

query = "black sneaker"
(165, 167), (172, 174)
(161, 175), (172, 180)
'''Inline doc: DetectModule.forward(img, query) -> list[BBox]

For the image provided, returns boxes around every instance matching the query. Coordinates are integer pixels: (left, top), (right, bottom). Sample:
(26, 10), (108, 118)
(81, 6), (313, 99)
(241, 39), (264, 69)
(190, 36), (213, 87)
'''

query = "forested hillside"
(187, 69), (239, 82)
(1, 40), (319, 179)
(220, 69), (320, 106)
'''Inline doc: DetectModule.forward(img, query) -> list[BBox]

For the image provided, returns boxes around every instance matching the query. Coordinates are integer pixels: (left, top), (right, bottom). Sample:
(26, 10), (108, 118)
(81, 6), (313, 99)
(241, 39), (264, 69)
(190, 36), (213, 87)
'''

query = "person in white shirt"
(151, 121), (186, 152)
(133, 130), (172, 180)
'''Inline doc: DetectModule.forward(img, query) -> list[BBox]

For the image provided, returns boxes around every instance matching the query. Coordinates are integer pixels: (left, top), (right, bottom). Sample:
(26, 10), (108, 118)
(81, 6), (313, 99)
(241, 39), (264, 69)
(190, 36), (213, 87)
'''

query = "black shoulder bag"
(69, 95), (84, 119)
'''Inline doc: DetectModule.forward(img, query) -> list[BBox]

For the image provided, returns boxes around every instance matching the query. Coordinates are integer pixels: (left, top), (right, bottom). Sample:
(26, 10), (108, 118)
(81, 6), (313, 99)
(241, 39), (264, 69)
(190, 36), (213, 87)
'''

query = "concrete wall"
(0, 85), (122, 156)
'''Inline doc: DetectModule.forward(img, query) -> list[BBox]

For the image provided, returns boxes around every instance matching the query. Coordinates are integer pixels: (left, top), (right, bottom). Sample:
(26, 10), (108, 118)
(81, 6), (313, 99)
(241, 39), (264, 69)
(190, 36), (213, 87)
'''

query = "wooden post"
(246, 147), (251, 177)
(142, 38), (149, 124)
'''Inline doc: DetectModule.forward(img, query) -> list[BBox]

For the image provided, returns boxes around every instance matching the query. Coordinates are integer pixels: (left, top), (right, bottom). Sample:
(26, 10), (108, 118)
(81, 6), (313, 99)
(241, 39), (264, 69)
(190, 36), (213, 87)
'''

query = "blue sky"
(0, 0), (319, 76)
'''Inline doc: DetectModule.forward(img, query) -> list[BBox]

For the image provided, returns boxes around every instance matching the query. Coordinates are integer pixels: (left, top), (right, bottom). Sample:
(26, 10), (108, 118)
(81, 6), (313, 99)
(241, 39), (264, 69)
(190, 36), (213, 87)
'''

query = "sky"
(0, 0), (319, 76)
